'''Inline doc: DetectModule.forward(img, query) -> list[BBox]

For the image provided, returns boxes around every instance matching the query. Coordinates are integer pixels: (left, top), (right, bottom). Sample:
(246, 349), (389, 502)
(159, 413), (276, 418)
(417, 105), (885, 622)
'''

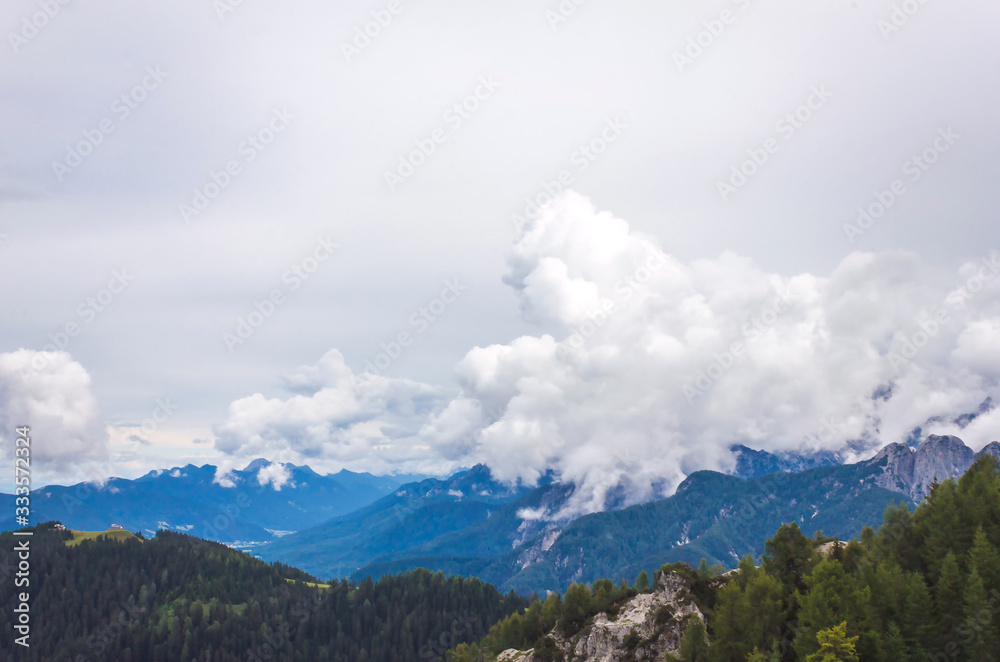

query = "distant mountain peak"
(728, 444), (842, 479)
(243, 458), (272, 472)
(869, 434), (979, 499)
(978, 441), (1000, 459)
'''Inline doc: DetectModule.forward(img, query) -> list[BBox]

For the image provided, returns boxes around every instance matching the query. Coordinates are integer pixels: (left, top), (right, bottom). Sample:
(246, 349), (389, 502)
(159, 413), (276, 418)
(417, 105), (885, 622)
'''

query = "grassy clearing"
(65, 529), (138, 547)
(284, 578), (331, 590)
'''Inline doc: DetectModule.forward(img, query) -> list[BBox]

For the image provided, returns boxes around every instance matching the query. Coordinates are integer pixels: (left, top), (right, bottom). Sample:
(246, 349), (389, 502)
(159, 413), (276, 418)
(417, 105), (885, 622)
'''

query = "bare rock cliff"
(869, 434), (995, 499)
(497, 571), (703, 662)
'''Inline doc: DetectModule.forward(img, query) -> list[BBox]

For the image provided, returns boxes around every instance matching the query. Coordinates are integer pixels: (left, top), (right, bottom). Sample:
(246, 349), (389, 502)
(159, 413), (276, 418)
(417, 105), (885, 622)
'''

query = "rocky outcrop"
(497, 571), (703, 662)
(869, 435), (991, 499)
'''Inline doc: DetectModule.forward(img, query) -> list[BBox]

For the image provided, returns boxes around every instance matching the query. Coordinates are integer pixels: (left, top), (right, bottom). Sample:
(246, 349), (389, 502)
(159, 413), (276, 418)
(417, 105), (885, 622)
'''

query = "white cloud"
(256, 463), (291, 491)
(212, 349), (453, 475)
(211, 193), (1000, 519)
(0, 350), (110, 481)
(445, 193), (1000, 516)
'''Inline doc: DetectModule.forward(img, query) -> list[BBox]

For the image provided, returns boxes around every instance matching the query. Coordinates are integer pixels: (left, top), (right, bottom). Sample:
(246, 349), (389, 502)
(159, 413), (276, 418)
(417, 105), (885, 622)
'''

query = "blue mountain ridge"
(259, 436), (1000, 596)
(0, 459), (416, 546)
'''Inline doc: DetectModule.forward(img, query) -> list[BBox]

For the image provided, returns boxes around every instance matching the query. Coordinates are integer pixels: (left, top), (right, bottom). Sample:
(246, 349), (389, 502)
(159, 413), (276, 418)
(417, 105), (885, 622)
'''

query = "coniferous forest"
(0, 527), (526, 662)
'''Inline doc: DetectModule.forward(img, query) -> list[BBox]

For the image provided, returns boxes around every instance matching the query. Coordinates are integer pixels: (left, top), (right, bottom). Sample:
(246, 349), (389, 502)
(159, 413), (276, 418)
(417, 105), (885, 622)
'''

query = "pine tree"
(877, 622), (907, 662)
(709, 581), (750, 662)
(935, 551), (964, 649)
(961, 569), (997, 662)
(737, 553), (757, 590)
(744, 570), (787, 652)
(793, 560), (871, 661)
(635, 570), (650, 591)
(901, 572), (934, 659)
(558, 583), (592, 636)
(677, 617), (710, 662)
(805, 622), (859, 662)
(763, 522), (817, 600)
(968, 527), (1000, 596)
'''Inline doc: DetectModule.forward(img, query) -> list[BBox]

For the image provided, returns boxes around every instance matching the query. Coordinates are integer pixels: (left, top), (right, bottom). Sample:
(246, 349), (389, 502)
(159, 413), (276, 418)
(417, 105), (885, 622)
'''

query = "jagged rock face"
(978, 441), (1000, 461)
(912, 435), (975, 497)
(497, 572), (703, 662)
(870, 435), (984, 499)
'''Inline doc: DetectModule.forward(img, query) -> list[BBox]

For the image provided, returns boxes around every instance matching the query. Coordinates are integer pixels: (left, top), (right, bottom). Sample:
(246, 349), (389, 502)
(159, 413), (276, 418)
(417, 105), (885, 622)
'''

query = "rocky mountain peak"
(868, 435), (983, 499)
(977, 441), (1000, 460)
(911, 435), (976, 497)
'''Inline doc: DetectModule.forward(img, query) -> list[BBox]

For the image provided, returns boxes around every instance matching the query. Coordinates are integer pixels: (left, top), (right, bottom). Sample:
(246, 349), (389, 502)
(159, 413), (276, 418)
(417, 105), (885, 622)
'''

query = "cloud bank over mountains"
(208, 192), (1000, 516)
(3, 193), (998, 516)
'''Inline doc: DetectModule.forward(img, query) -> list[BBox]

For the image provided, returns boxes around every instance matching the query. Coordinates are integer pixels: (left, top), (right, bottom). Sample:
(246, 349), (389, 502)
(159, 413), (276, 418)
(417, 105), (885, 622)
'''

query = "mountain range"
(0, 460), (418, 546)
(4, 435), (998, 597)
(256, 435), (999, 595)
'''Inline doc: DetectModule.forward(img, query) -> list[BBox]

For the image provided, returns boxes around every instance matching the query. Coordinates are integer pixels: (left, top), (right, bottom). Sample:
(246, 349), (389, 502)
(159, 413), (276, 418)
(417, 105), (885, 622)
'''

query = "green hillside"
(0, 523), (526, 661)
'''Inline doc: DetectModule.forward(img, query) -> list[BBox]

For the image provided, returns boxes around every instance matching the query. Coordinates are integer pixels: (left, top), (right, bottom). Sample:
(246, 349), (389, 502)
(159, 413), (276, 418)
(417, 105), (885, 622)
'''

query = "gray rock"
(497, 571), (703, 662)
(976, 441), (1000, 461)
(868, 435), (980, 499)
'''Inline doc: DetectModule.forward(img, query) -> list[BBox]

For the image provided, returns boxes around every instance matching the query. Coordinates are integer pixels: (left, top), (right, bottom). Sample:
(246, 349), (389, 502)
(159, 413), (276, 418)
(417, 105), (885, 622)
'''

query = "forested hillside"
(0, 526), (526, 662)
(446, 455), (1000, 661)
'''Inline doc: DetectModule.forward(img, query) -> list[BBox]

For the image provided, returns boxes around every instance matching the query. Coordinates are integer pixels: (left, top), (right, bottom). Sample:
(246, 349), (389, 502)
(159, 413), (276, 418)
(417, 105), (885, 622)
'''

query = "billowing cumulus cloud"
(0, 350), (110, 479)
(212, 349), (451, 477)
(213, 192), (1000, 518)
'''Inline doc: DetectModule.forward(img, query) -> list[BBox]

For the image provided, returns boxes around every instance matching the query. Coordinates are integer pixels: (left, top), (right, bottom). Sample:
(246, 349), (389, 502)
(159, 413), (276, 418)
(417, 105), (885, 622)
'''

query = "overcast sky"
(1, 1), (999, 506)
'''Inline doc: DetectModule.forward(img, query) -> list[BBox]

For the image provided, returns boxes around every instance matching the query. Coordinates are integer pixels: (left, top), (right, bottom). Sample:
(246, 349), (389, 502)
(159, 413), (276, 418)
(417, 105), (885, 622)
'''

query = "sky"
(1, 0), (999, 511)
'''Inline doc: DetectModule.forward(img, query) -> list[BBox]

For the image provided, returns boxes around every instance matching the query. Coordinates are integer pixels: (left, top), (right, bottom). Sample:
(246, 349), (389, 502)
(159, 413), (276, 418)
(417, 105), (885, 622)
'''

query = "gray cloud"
(1, 1), (998, 495)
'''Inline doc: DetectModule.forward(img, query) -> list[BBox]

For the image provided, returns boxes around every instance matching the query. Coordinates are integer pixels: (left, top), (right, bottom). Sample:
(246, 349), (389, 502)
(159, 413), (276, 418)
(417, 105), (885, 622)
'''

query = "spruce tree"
(805, 622), (858, 662)
(677, 617), (710, 662)
(901, 572), (934, 659)
(935, 551), (964, 649)
(961, 569), (997, 662)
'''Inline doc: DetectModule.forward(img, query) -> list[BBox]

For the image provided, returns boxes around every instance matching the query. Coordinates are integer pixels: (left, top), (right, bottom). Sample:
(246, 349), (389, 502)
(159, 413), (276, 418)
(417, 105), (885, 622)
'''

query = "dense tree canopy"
(0, 527), (525, 662)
